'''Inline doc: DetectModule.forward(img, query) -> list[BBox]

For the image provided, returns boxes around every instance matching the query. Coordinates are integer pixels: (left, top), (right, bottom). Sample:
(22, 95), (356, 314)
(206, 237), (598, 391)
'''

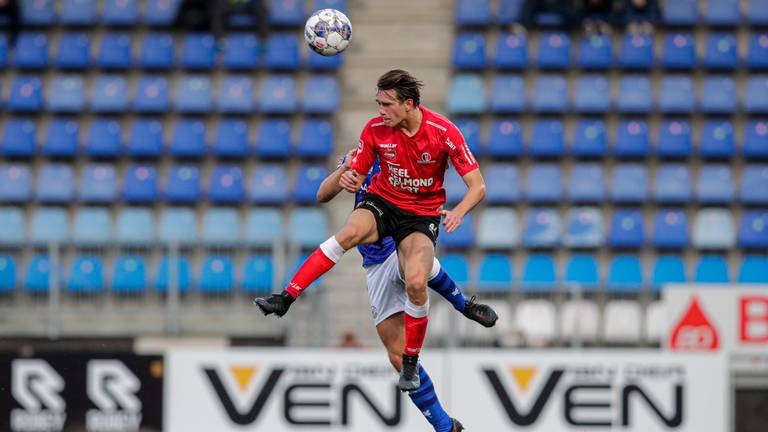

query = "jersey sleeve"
(349, 126), (376, 176)
(446, 124), (479, 177)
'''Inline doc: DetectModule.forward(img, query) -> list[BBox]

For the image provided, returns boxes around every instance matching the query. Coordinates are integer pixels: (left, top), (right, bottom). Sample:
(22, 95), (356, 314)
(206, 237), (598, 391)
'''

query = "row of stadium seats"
(453, 32), (768, 70)
(1, 118), (334, 158)
(455, 0), (768, 27)
(3, 32), (342, 71)
(1, 206), (765, 249)
(3, 75), (340, 114)
(446, 74), (768, 114)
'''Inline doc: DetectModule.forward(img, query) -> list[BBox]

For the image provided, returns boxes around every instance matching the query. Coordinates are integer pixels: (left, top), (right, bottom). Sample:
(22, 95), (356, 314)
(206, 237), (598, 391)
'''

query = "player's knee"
(336, 225), (364, 249)
(404, 273), (428, 293)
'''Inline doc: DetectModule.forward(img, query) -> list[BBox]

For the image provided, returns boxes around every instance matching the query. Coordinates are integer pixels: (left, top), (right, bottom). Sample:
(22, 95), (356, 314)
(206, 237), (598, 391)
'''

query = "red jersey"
(349, 106), (479, 216)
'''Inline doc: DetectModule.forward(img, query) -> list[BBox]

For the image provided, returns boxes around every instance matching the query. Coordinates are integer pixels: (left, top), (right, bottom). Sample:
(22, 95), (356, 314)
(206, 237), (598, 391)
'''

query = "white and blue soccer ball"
(304, 9), (352, 56)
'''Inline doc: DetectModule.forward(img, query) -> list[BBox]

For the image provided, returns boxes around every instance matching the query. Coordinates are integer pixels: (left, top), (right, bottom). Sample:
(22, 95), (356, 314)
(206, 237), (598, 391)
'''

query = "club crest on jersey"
(417, 152), (435, 165)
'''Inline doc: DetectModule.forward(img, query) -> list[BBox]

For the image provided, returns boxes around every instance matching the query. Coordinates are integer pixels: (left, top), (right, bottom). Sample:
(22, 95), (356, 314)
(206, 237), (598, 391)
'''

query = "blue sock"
(428, 268), (468, 313)
(408, 365), (454, 432)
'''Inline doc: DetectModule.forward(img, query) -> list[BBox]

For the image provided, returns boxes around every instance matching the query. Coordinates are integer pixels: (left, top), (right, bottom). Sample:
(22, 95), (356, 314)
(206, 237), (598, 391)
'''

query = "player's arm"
(341, 130), (376, 193)
(317, 149), (355, 202)
(441, 168), (485, 233)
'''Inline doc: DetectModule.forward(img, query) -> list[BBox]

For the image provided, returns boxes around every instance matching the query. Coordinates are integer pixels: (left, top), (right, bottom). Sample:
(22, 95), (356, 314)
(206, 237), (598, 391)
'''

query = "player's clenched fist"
(339, 169), (363, 193)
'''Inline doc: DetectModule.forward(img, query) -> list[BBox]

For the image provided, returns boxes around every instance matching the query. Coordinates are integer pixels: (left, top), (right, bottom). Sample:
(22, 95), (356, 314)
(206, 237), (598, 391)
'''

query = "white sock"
(405, 299), (429, 318)
(319, 236), (346, 263)
(428, 257), (441, 281)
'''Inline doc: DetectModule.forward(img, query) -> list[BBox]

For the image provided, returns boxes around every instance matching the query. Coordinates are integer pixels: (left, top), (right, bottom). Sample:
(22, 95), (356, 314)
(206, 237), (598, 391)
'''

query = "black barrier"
(0, 355), (163, 432)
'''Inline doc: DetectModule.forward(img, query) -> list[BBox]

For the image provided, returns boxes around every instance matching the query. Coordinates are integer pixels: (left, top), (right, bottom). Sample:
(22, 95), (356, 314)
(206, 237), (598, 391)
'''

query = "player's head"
(376, 69), (423, 127)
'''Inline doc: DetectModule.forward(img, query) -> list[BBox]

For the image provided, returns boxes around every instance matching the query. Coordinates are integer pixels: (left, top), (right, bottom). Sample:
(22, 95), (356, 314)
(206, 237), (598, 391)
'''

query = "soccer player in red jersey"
(255, 69), (486, 392)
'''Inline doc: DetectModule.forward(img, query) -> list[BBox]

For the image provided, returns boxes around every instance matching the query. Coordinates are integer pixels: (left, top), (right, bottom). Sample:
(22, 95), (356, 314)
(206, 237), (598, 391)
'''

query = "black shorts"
(355, 193), (441, 246)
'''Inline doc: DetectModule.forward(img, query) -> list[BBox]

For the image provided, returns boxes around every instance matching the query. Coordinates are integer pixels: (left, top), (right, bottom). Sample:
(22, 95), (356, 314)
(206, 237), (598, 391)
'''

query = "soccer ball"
(304, 9), (352, 56)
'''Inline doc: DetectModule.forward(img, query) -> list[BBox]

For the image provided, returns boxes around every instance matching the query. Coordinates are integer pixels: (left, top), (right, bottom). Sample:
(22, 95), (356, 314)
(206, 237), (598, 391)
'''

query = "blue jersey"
(354, 158), (396, 266)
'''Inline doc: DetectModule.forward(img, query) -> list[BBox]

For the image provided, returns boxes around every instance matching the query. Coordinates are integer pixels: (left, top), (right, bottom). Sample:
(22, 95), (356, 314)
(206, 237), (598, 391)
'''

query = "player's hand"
(343, 149), (356, 169)
(339, 170), (363, 193)
(440, 209), (463, 233)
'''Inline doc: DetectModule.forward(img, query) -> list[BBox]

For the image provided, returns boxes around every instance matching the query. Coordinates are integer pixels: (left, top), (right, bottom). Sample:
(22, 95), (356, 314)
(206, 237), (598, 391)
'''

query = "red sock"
(285, 248), (336, 299)
(404, 314), (429, 356)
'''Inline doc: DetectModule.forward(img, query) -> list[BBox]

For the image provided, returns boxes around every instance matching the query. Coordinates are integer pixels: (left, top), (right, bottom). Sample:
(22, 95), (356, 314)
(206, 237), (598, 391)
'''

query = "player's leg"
(427, 258), (498, 328)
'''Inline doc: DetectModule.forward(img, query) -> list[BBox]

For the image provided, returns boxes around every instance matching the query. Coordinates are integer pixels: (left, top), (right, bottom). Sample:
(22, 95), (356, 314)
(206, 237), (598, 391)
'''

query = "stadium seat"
(744, 120), (768, 158)
(21, 0), (55, 25)
(560, 300), (599, 342)
(516, 300), (557, 345)
(1, 118), (37, 157)
(477, 208), (519, 248)
(72, 208), (110, 245)
(269, 0), (305, 26)
(303, 75), (340, 113)
(699, 120), (735, 158)
(181, 33), (216, 69)
(444, 168), (466, 204)
(522, 208), (560, 247)
(439, 254), (469, 286)
(202, 209), (240, 245)
(242, 255), (274, 293)
(48, 76), (85, 112)
(531, 75), (567, 113)
(80, 164), (117, 202)
(170, 119), (206, 157)
(313, 0), (348, 12)
(563, 207), (603, 248)
(701, 76), (737, 113)
(164, 165), (201, 203)
(175, 76), (212, 113)
(570, 119), (606, 156)
(486, 119), (522, 157)
(102, 0), (137, 25)
(24, 256), (52, 293)
(139, 33), (174, 69)
(260, 75), (296, 113)
(0, 35), (6, 67)
(155, 255), (191, 293)
(578, 34), (612, 69)
(572, 75), (609, 112)
(307, 49), (343, 70)
(693, 209), (735, 249)
(265, 34), (299, 70)
(664, 0), (698, 25)
(658, 76), (694, 113)
(14, 33), (48, 69)
(55, 33), (90, 69)
(97, 33), (132, 69)
(42, 119), (78, 157)
(29, 207), (69, 244)
(739, 256), (768, 283)
(217, 76), (255, 113)
(289, 208), (327, 247)
(608, 209), (644, 248)
(738, 211), (768, 248)
(747, 34), (768, 69)
(704, 33), (738, 70)
(85, 119), (121, 157)
(455, 0), (490, 26)
(213, 120), (248, 157)
(91, 75), (129, 112)
(115, 207), (154, 244)
(250, 164), (288, 204)
(608, 255), (643, 293)
(706, 0), (740, 25)
(564, 254), (600, 291)
(244, 208), (283, 246)
(603, 301), (641, 344)
(159, 208), (196, 244)
(446, 74), (485, 114)
(568, 163), (604, 202)
(122, 165), (158, 203)
(749, 0), (768, 25)
(453, 33), (486, 69)
(439, 212), (475, 249)
(526, 164), (562, 202)
(67, 256), (103, 293)
(484, 164), (519, 204)
(652, 209), (689, 248)
(741, 165), (768, 203)
(8, 76), (43, 112)
(296, 119), (334, 158)
(127, 119), (163, 157)
(0, 164), (31, 202)
(475, 254), (512, 293)
(529, 120), (564, 156)
(521, 254), (557, 292)
(498, 0), (523, 24)
(617, 76), (652, 112)
(696, 165), (733, 203)
(654, 164), (692, 203)
(0, 207), (24, 244)
(645, 301), (665, 343)
(744, 77), (768, 113)
(657, 120), (692, 157)
(208, 165), (244, 203)
(292, 164), (327, 203)
(619, 32), (653, 69)
(610, 164), (648, 202)
(614, 120), (649, 157)
(223, 33), (260, 69)
(0, 255), (15, 292)
(537, 32), (570, 69)
(112, 256), (146, 293)
(37, 163), (75, 203)
(489, 75), (525, 113)
(134, 76), (170, 112)
(145, 0), (181, 25)
(455, 118), (480, 155)
(662, 33), (696, 69)
(694, 255), (730, 283)
(255, 119), (291, 158)
(494, 32), (527, 69)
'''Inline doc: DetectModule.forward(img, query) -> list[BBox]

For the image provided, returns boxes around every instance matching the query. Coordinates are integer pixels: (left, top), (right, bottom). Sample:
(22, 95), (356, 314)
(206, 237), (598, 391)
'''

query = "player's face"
(376, 89), (410, 127)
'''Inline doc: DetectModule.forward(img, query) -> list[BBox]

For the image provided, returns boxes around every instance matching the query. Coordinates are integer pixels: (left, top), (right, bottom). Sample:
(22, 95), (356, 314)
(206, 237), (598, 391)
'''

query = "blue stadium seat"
(97, 33), (132, 69)
(749, 0), (768, 24)
(202, 208), (240, 245)
(652, 255), (686, 290)
(213, 120), (248, 157)
(608, 255), (643, 293)
(477, 208), (519, 248)
(494, 32), (527, 69)
(537, 32), (570, 69)
(115, 207), (154, 244)
(529, 119), (564, 156)
(165, 165), (200, 203)
(522, 208), (560, 247)
(489, 75), (525, 113)
(139, 33), (174, 69)
(217, 76), (254, 113)
(47, 76), (85, 112)
(571, 119), (606, 156)
(242, 255), (273, 293)
(0, 255), (15, 292)
(706, 0), (740, 25)
(8, 76), (43, 112)
(704, 33), (737, 70)
(739, 211), (768, 249)
(112, 256), (146, 293)
(695, 256), (730, 283)
(564, 255), (600, 291)
(73, 207), (110, 245)
(134, 76), (169, 112)
(655, 164), (691, 203)
(498, 0), (523, 24)
(181, 33), (216, 69)
(455, 0), (490, 26)
(313, 0), (348, 12)
(0, 164), (31, 202)
(21, 0), (54, 25)
(652, 209), (689, 248)
(91, 75), (128, 112)
(170, 119), (206, 157)
(444, 169), (465, 204)
(85, 119), (121, 157)
(159, 208), (196, 244)
(658, 76), (694, 113)
(739, 256), (768, 283)
(42, 119), (78, 157)
(14, 33), (48, 69)
(439, 213), (475, 249)
(693, 209), (735, 249)
(0, 207), (24, 244)
(745, 77), (768, 113)
(701, 76), (737, 113)
(610, 164), (648, 202)
(485, 164), (519, 204)
(208, 165), (244, 203)
(303, 75), (340, 113)
(476, 254), (513, 293)
(296, 119), (333, 158)
(696, 165), (733, 203)
(29, 207), (69, 244)
(455, 118), (480, 155)
(446, 74), (485, 114)
(0, 35), (7, 67)
(573, 75), (609, 112)
(307, 50), (343, 70)
(255, 119), (291, 158)
(664, 0), (698, 25)
(122, 165), (158, 202)
(265, 34), (299, 70)
(260, 75), (296, 113)
(619, 33), (653, 69)
(440, 255), (469, 286)
(24, 256), (51, 293)
(223, 33), (260, 69)
(486, 119), (522, 157)
(741, 165), (768, 203)
(55, 33), (90, 69)
(1, 118), (36, 157)
(127, 119), (163, 157)
(744, 120), (768, 158)
(700, 120), (735, 158)
(617, 76), (652, 112)
(453, 33), (486, 69)
(245, 208), (283, 246)
(531, 75), (567, 113)
(526, 164), (562, 202)
(563, 207), (603, 248)
(289, 207), (327, 247)
(79, 164), (117, 202)
(155, 255), (191, 293)
(37, 163), (75, 203)
(269, 0), (305, 26)
(144, 0), (181, 25)
(657, 119), (692, 157)
(292, 164), (327, 203)
(609, 209), (644, 247)
(102, 0), (138, 25)
(175, 76), (212, 113)
(662, 33), (696, 69)
(200, 256), (234, 294)
(521, 254), (556, 292)
(747, 34), (768, 69)
(568, 163), (604, 202)
(578, 34), (612, 69)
